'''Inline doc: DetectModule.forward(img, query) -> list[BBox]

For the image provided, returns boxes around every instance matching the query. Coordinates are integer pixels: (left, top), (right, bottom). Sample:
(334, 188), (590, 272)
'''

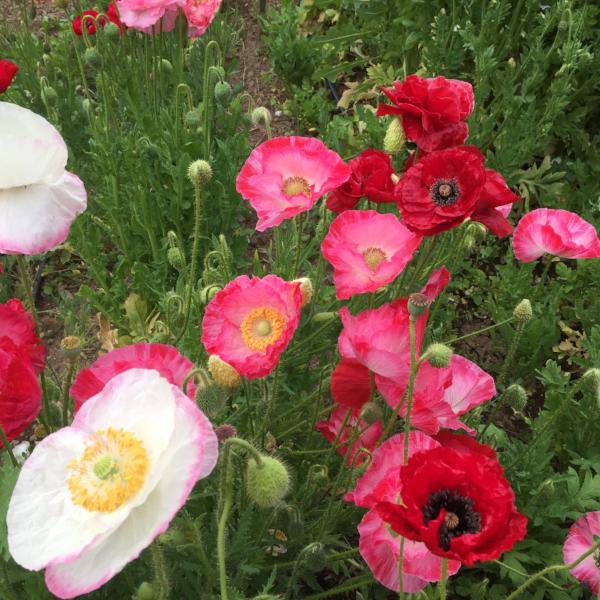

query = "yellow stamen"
(362, 247), (387, 272)
(282, 176), (311, 197)
(67, 427), (148, 513)
(240, 307), (286, 351)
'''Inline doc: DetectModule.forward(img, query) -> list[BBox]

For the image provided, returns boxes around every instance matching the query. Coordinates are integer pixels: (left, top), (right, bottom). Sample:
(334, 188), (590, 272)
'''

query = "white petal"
(0, 102), (68, 188)
(0, 171), (87, 255)
(45, 389), (218, 599)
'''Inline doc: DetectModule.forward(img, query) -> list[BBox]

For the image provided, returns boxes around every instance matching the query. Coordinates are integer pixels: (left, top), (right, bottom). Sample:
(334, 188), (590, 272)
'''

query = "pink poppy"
(512, 208), (600, 262)
(347, 432), (461, 591)
(201, 275), (302, 379)
(321, 210), (422, 300)
(315, 405), (382, 466)
(563, 511), (600, 595)
(0, 299), (45, 374)
(116, 0), (182, 33)
(70, 343), (197, 413)
(236, 136), (351, 231)
(183, 0), (221, 37)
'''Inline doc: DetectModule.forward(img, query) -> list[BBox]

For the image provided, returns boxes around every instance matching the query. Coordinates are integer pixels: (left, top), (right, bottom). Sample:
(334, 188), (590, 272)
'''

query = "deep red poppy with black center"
(375, 444), (527, 566)
(326, 149), (397, 213)
(0, 60), (18, 94)
(377, 75), (474, 152)
(396, 146), (486, 235)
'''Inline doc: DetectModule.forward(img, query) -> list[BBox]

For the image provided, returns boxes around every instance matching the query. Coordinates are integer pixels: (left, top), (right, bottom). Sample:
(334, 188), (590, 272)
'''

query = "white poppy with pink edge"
(0, 102), (87, 255)
(7, 368), (218, 599)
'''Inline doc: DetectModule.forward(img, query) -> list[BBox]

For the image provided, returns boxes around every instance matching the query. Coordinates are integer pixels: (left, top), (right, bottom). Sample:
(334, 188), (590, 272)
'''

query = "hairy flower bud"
(187, 159), (212, 186)
(60, 335), (83, 360)
(167, 247), (185, 271)
(504, 384), (527, 412)
(513, 299), (533, 323)
(293, 277), (313, 307)
(133, 582), (156, 600)
(199, 284), (221, 305)
(208, 355), (242, 388)
(383, 117), (405, 154)
(158, 58), (173, 75)
(312, 311), (337, 323)
(303, 542), (327, 571)
(184, 110), (202, 130)
(408, 293), (429, 317)
(104, 22), (121, 38)
(41, 86), (58, 107)
(246, 455), (290, 508)
(425, 342), (453, 368)
(214, 81), (233, 106)
(359, 401), (382, 425)
(251, 106), (272, 128)
(466, 221), (487, 242)
(83, 47), (101, 68)
(582, 369), (600, 408)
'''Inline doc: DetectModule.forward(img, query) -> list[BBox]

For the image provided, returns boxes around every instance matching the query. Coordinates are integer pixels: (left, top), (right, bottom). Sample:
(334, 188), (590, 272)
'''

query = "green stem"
(492, 560), (564, 592)
(150, 543), (170, 600)
(243, 380), (256, 439)
(438, 558), (448, 600)
(216, 444), (234, 600)
(0, 426), (17, 467)
(402, 316), (417, 462)
(262, 365), (280, 442)
(292, 214), (306, 278)
(61, 360), (77, 427)
(505, 538), (600, 600)
(15, 255), (39, 331)
(442, 317), (514, 345)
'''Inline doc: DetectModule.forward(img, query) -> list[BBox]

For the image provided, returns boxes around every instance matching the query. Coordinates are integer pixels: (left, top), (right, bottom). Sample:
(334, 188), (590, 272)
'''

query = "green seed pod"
(184, 110), (202, 129)
(425, 343), (453, 368)
(504, 384), (527, 412)
(60, 335), (83, 360)
(408, 293), (429, 317)
(187, 159), (212, 186)
(167, 247), (186, 271)
(513, 299), (533, 323)
(83, 47), (101, 69)
(214, 81), (233, 107)
(41, 86), (58, 107)
(246, 455), (290, 508)
(383, 117), (404, 154)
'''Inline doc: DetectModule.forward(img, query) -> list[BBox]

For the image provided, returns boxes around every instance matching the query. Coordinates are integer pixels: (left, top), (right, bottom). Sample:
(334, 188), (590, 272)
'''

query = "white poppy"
(7, 368), (218, 599)
(0, 102), (87, 255)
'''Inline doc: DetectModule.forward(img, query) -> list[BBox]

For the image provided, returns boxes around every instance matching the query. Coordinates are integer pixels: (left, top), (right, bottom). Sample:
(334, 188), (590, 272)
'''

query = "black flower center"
(422, 488), (482, 551)
(430, 179), (460, 207)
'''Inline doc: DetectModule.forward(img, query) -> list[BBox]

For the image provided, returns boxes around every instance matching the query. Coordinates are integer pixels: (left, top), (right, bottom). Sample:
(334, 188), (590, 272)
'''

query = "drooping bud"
(383, 117), (405, 154)
(293, 277), (313, 307)
(199, 284), (221, 305)
(408, 293), (429, 317)
(83, 47), (101, 68)
(214, 423), (238, 443)
(513, 299), (533, 323)
(425, 342), (453, 368)
(60, 335), (83, 360)
(466, 221), (488, 242)
(251, 106), (272, 128)
(187, 159), (212, 186)
(166, 230), (179, 249)
(41, 86), (58, 107)
(103, 21), (121, 39)
(582, 369), (600, 408)
(208, 354), (242, 388)
(358, 401), (381, 425)
(167, 247), (186, 271)
(504, 384), (527, 412)
(246, 455), (290, 508)
(158, 58), (173, 75)
(303, 542), (327, 572)
(214, 81), (233, 106)
(143, 143), (160, 161)
(184, 110), (202, 129)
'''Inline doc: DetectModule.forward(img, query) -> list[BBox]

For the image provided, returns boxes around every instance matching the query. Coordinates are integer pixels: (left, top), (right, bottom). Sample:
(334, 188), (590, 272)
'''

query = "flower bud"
(41, 86), (58, 106)
(158, 58), (173, 75)
(513, 299), (533, 323)
(293, 277), (313, 307)
(383, 117), (405, 154)
(214, 80), (233, 106)
(199, 284), (221, 305)
(246, 455), (290, 508)
(508, 57), (516, 69)
(359, 401), (381, 425)
(166, 230), (179, 248)
(104, 22), (121, 39)
(312, 311), (337, 323)
(408, 293), (429, 317)
(60, 335), (83, 360)
(425, 343), (453, 368)
(167, 247), (186, 271)
(83, 47), (101, 68)
(187, 159), (212, 186)
(184, 110), (202, 129)
(143, 143), (160, 161)
(303, 542), (327, 572)
(504, 384), (527, 412)
(582, 369), (600, 408)
(466, 221), (487, 242)
(208, 354), (242, 388)
(214, 423), (237, 443)
(251, 106), (272, 128)
(133, 582), (156, 600)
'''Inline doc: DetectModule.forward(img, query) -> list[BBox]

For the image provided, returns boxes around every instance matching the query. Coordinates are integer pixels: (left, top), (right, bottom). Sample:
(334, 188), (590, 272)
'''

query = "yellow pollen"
(67, 427), (148, 513)
(362, 247), (387, 272)
(282, 176), (311, 197)
(444, 512), (460, 530)
(240, 307), (286, 352)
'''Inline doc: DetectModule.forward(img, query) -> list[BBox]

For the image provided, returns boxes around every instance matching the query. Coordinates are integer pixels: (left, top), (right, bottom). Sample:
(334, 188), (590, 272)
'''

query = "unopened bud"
(167, 247), (186, 271)
(214, 423), (238, 443)
(133, 582), (156, 600)
(504, 384), (527, 412)
(41, 86), (58, 106)
(214, 80), (233, 106)
(303, 542), (327, 572)
(184, 110), (202, 129)
(293, 277), (313, 307)
(199, 284), (221, 305)
(425, 343), (453, 368)
(312, 311), (337, 323)
(103, 22), (121, 38)
(466, 221), (487, 242)
(513, 299), (533, 323)
(582, 369), (600, 408)
(208, 355), (242, 388)
(60, 335), (82, 360)
(187, 159), (212, 186)
(246, 455), (290, 508)
(383, 117), (405, 154)
(359, 401), (382, 425)
(83, 47), (101, 68)
(408, 293), (429, 317)
(143, 143), (160, 161)
(158, 58), (173, 75)
(166, 230), (179, 249)
(251, 106), (272, 128)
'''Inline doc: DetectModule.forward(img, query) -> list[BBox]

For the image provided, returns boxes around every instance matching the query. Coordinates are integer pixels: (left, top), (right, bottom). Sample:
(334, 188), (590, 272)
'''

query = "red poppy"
(326, 149), (397, 213)
(0, 60), (18, 93)
(72, 2), (124, 36)
(396, 146), (486, 235)
(377, 75), (474, 152)
(0, 338), (42, 445)
(376, 444), (527, 565)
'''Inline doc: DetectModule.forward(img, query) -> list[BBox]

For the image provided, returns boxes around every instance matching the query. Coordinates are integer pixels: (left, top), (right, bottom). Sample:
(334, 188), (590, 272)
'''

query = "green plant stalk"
(242, 380), (256, 438)
(216, 443), (234, 600)
(150, 543), (170, 600)
(262, 364), (280, 442)
(442, 317), (514, 345)
(61, 359), (78, 427)
(291, 213), (306, 278)
(15, 255), (39, 330)
(202, 40), (221, 159)
(438, 559), (448, 600)
(492, 560), (564, 591)
(0, 426), (18, 467)
(505, 538), (600, 600)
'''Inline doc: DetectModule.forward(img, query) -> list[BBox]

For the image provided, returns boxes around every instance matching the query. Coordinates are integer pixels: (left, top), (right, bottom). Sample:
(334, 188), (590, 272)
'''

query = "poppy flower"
(326, 149), (397, 213)
(7, 369), (218, 599)
(184, 0), (222, 37)
(0, 299), (45, 374)
(0, 102), (87, 255)
(116, 0), (182, 33)
(0, 338), (42, 446)
(346, 432), (461, 591)
(563, 511), (600, 595)
(236, 136), (351, 231)
(376, 444), (527, 565)
(512, 208), (600, 263)
(396, 146), (486, 236)
(377, 75), (474, 152)
(321, 210), (422, 299)
(0, 59), (18, 93)
(72, 3), (124, 36)
(202, 275), (302, 379)
(315, 405), (382, 466)
(70, 343), (197, 413)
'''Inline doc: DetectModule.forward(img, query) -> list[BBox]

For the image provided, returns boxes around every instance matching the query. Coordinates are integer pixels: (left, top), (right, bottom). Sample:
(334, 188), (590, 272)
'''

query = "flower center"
(422, 488), (481, 551)
(430, 179), (460, 207)
(240, 306), (286, 352)
(67, 428), (148, 513)
(362, 247), (387, 272)
(282, 176), (311, 197)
